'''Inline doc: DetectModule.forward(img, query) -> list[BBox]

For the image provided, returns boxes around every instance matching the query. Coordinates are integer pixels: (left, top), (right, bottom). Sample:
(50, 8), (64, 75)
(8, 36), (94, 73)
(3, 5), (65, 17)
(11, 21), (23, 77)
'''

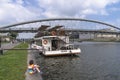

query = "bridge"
(0, 18), (120, 40)
(0, 28), (120, 33)
(0, 18), (120, 54)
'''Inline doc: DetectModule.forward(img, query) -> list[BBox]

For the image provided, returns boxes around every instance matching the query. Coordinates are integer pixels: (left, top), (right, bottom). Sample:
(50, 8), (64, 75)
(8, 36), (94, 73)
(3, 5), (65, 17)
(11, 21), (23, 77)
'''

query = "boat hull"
(43, 48), (81, 56)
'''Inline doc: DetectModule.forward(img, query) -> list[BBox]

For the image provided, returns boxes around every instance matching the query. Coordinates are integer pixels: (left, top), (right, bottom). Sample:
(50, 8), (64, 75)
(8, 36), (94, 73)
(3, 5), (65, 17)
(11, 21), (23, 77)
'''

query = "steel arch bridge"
(0, 18), (120, 31)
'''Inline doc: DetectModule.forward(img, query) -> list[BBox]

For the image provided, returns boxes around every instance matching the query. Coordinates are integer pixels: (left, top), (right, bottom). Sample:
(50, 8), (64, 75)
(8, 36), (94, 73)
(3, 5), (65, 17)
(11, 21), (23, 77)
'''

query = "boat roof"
(42, 36), (59, 38)
(34, 36), (68, 40)
(48, 25), (63, 31)
(34, 36), (60, 40)
(38, 25), (50, 31)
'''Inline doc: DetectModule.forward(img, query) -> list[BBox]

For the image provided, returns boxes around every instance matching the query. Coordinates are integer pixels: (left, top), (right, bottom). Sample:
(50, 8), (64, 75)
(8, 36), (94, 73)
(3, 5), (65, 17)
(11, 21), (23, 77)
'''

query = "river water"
(35, 42), (120, 80)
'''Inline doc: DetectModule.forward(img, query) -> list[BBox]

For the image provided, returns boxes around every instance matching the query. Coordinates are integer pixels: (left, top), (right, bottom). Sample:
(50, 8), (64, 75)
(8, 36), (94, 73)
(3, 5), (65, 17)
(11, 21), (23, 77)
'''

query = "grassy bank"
(0, 43), (28, 80)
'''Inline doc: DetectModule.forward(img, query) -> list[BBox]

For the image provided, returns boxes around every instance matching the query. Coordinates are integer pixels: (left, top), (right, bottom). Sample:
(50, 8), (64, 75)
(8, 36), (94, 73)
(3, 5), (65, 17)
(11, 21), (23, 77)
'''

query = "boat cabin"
(41, 36), (69, 51)
(33, 35), (81, 56)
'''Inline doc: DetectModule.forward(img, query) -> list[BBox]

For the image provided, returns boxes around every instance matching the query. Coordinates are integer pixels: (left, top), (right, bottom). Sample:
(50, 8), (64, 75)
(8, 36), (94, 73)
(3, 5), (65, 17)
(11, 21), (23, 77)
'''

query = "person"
(28, 60), (40, 74)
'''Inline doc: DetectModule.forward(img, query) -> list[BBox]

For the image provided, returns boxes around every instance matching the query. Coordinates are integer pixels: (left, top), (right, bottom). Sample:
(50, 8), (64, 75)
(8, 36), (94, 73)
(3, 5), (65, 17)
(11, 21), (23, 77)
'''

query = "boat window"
(36, 40), (42, 46)
(60, 46), (67, 50)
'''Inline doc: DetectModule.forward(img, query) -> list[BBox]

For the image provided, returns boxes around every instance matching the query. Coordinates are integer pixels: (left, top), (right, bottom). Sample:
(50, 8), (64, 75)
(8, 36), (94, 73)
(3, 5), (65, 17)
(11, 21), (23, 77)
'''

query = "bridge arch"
(0, 18), (120, 30)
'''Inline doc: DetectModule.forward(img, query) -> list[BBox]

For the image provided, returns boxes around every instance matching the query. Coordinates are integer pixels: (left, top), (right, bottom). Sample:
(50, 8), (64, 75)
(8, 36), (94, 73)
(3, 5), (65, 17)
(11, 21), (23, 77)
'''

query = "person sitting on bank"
(28, 60), (40, 74)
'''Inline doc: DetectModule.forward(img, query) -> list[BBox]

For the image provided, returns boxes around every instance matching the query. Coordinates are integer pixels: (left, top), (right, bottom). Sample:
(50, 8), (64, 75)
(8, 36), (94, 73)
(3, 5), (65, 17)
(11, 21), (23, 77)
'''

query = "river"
(35, 42), (120, 80)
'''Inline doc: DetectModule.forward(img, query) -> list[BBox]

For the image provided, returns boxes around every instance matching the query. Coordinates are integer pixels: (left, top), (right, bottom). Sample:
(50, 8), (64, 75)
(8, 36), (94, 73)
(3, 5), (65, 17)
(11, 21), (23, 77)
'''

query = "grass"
(0, 42), (28, 80)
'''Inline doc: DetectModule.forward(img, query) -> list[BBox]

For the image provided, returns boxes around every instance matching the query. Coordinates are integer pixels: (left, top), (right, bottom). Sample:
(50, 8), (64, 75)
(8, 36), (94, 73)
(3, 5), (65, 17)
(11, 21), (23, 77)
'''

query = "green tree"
(9, 32), (18, 39)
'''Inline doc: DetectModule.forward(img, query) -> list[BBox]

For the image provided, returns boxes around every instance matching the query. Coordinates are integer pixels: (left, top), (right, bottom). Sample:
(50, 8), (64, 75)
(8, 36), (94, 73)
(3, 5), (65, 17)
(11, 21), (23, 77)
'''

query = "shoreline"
(25, 47), (43, 80)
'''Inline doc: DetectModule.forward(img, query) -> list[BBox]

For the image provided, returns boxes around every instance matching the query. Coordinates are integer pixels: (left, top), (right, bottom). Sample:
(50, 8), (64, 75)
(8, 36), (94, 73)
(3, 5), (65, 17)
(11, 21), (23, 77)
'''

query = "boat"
(31, 36), (81, 56)
(31, 25), (81, 56)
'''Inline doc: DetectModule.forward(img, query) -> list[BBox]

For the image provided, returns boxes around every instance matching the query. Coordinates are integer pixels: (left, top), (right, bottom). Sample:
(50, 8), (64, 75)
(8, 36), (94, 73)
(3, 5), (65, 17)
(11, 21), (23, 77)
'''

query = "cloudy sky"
(0, 0), (120, 27)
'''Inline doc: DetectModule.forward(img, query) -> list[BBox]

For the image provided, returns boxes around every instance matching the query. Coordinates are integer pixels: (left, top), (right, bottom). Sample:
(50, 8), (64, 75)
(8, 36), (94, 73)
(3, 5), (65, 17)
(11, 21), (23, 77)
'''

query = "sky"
(0, 0), (120, 38)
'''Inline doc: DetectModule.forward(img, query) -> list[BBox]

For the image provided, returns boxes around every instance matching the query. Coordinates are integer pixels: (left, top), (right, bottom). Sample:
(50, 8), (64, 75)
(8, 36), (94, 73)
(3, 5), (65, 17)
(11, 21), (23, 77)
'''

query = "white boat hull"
(43, 48), (81, 56)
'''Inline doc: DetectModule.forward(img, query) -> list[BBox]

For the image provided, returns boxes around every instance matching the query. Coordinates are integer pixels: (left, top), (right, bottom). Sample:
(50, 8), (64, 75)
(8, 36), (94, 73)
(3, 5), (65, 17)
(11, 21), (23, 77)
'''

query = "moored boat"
(31, 25), (81, 56)
(32, 35), (81, 56)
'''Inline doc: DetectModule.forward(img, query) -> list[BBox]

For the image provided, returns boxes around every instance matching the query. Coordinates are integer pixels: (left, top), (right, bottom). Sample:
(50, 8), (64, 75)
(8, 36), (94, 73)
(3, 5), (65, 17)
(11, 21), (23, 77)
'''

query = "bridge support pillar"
(94, 32), (98, 39)
(116, 34), (120, 40)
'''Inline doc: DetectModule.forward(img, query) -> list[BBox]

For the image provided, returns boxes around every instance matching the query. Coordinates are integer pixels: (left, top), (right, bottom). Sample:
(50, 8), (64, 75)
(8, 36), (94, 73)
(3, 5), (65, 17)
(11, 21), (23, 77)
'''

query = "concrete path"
(1, 42), (20, 49)
(0, 42), (20, 54)
(25, 47), (43, 80)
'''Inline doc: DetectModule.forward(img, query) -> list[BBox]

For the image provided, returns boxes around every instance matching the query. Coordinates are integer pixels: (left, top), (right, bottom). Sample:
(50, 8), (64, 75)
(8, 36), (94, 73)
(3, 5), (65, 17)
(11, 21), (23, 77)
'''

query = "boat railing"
(60, 44), (78, 50)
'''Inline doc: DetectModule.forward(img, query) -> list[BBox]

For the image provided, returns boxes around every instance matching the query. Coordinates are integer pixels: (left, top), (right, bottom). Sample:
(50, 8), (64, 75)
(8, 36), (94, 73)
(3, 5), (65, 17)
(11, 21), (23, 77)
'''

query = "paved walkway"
(1, 42), (20, 49)
(25, 47), (43, 80)
(0, 42), (20, 54)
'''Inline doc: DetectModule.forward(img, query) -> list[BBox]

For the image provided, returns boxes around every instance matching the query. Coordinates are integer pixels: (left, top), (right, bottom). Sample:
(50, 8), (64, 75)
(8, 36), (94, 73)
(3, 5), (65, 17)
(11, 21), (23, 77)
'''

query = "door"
(52, 40), (58, 50)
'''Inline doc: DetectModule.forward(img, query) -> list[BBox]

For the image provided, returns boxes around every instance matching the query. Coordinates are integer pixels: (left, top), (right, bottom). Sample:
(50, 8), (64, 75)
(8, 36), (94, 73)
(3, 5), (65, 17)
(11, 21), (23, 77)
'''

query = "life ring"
(51, 31), (56, 36)
(43, 40), (48, 45)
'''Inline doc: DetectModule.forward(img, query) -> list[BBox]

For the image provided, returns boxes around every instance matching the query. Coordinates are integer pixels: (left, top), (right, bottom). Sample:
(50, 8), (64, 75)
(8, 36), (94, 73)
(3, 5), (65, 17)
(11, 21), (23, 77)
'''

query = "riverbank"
(25, 47), (43, 80)
(71, 38), (120, 42)
(0, 43), (28, 80)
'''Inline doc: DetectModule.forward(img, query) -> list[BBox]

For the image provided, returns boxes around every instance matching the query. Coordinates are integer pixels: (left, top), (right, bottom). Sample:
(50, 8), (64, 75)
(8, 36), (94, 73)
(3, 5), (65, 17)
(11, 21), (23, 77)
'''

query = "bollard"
(0, 49), (3, 55)
(0, 37), (2, 55)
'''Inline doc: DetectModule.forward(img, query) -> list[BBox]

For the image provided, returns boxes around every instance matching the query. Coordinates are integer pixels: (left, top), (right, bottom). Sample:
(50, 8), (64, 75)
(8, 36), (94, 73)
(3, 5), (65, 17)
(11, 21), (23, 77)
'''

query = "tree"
(8, 32), (18, 39)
